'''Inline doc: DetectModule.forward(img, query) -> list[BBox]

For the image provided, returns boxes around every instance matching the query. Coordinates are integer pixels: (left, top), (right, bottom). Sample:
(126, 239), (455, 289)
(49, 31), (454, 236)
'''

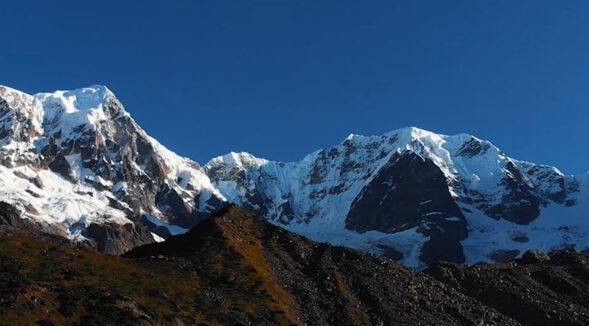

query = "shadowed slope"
(426, 250), (589, 326)
(125, 205), (517, 325)
(3, 204), (589, 325)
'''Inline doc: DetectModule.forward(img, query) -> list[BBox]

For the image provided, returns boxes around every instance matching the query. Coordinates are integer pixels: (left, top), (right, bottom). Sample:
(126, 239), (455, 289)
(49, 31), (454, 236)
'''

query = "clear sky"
(1, 1), (588, 173)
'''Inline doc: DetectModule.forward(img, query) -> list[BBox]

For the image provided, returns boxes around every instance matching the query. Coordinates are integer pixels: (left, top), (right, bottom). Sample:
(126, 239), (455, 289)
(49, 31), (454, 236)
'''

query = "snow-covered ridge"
(201, 129), (588, 268)
(207, 151), (269, 169)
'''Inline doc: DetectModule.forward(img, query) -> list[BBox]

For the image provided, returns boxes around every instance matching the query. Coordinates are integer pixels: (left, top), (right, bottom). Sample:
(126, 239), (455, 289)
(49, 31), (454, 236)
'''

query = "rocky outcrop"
(345, 151), (467, 264)
(0, 201), (67, 238)
(345, 152), (465, 233)
(83, 222), (154, 255)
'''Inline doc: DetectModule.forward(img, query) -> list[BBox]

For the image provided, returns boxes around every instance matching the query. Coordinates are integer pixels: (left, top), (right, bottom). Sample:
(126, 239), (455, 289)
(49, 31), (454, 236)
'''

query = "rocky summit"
(0, 205), (587, 325)
(0, 84), (587, 268)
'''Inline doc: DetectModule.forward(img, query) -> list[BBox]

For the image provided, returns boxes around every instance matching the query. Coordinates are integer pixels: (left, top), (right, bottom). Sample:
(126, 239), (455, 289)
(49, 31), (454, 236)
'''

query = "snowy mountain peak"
(0, 84), (30, 98)
(0, 85), (227, 253)
(391, 125), (435, 138)
(34, 84), (114, 113)
(206, 151), (269, 169)
(0, 85), (127, 148)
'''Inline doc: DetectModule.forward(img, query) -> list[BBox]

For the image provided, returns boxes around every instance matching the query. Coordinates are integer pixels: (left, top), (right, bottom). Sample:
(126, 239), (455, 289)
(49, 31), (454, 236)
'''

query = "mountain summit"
(0, 85), (587, 266)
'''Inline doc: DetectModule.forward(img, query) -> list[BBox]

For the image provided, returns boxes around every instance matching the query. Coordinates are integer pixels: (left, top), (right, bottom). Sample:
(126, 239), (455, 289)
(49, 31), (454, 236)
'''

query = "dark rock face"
(426, 250), (589, 326)
(345, 152), (464, 233)
(459, 160), (545, 225)
(511, 232), (529, 243)
(455, 137), (491, 158)
(0, 201), (30, 229)
(522, 162), (573, 205)
(376, 244), (404, 261)
(345, 151), (468, 263)
(419, 220), (467, 265)
(487, 164), (541, 225)
(41, 144), (75, 182)
(519, 249), (551, 264)
(155, 184), (192, 221)
(82, 222), (153, 255)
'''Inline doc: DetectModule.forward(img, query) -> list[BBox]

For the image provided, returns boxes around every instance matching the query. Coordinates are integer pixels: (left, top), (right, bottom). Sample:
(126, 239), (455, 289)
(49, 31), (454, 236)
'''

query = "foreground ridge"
(0, 205), (587, 325)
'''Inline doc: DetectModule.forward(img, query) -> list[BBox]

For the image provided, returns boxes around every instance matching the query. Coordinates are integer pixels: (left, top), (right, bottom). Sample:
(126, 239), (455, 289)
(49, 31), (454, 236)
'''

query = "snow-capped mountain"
(205, 129), (588, 267)
(0, 85), (225, 253)
(0, 84), (587, 267)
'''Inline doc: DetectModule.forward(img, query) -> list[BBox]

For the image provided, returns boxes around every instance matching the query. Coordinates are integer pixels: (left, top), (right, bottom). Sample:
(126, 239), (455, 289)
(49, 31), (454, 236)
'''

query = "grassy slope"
(0, 231), (205, 325)
(0, 207), (302, 325)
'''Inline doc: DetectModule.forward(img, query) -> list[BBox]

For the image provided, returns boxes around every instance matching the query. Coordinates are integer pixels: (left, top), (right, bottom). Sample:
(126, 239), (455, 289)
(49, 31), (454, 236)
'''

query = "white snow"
(0, 164), (130, 238)
(144, 215), (189, 235)
(151, 232), (165, 242)
(445, 216), (462, 222)
(34, 85), (113, 139)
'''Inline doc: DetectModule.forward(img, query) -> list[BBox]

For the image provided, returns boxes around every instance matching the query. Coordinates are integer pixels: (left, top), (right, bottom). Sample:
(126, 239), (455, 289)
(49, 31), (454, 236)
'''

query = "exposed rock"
(0, 201), (67, 238)
(455, 137), (491, 157)
(346, 151), (467, 264)
(83, 222), (154, 255)
(345, 152), (464, 233)
(376, 244), (403, 261)
(425, 250), (589, 326)
(519, 249), (551, 264)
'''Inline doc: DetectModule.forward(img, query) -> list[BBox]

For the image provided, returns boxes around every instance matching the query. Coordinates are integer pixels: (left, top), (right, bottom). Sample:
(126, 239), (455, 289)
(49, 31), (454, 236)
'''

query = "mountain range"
(0, 84), (587, 268)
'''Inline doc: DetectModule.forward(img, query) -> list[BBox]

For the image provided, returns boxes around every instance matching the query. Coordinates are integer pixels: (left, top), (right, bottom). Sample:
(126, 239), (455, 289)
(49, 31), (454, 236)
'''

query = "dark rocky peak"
(455, 136), (492, 157)
(345, 150), (464, 234)
(124, 204), (259, 257)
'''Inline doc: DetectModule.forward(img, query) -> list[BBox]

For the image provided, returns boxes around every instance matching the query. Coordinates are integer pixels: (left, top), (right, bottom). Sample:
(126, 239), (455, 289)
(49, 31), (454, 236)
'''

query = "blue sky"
(1, 1), (588, 173)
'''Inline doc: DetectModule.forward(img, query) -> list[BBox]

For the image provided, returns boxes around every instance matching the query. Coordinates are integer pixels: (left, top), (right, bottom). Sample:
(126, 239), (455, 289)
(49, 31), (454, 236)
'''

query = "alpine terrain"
(0, 84), (587, 268)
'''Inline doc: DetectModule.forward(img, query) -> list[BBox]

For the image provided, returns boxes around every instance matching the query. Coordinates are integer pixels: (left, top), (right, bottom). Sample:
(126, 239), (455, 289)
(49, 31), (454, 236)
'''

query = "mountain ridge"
(0, 84), (587, 267)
